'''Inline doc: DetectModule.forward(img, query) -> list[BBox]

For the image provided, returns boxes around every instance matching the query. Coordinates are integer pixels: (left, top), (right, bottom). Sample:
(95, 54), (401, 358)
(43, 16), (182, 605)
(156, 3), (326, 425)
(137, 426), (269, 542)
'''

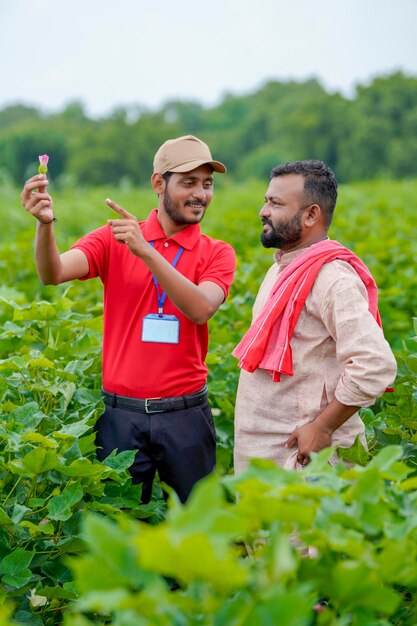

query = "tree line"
(1, 71), (417, 187)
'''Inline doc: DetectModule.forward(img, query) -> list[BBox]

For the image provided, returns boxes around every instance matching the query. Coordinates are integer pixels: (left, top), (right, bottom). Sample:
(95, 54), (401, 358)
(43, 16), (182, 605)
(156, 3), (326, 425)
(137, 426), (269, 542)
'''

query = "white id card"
(142, 314), (180, 344)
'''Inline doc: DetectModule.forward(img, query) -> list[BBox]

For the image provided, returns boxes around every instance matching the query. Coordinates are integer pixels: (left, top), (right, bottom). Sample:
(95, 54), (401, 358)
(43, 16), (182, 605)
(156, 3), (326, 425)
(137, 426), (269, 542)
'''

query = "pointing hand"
(106, 198), (149, 256)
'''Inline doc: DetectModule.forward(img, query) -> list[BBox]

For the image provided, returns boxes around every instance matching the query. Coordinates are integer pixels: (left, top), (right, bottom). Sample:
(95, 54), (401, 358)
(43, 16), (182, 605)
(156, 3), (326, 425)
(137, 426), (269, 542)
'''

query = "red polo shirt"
(72, 209), (236, 398)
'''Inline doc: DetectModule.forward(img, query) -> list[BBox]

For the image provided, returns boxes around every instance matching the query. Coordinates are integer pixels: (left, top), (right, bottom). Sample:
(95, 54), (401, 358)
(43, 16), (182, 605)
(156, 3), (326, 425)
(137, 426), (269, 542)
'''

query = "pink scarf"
(233, 240), (382, 382)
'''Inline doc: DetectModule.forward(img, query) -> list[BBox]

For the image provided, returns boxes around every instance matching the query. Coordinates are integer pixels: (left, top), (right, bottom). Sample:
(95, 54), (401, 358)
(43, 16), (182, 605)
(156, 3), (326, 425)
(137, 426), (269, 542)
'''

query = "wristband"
(40, 217), (57, 224)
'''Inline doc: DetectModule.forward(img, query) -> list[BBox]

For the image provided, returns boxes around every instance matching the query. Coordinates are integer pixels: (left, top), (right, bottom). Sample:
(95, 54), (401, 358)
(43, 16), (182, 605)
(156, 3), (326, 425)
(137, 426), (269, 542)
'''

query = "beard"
(163, 188), (207, 225)
(261, 210), (303, 249)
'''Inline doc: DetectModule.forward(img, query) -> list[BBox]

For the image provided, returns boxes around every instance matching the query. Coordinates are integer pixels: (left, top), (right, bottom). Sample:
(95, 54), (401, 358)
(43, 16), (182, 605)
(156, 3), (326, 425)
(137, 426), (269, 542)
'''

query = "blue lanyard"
(150, 241), (184, 316)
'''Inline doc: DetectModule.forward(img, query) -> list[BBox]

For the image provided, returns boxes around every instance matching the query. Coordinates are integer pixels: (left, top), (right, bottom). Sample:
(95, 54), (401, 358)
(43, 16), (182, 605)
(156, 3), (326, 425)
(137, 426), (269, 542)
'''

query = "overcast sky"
(2, 0), (417, 118)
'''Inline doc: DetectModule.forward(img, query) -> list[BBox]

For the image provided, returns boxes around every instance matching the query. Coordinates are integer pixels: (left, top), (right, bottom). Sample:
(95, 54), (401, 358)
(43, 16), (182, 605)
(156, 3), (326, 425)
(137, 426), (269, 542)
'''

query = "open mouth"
(186, 202), (207, 209)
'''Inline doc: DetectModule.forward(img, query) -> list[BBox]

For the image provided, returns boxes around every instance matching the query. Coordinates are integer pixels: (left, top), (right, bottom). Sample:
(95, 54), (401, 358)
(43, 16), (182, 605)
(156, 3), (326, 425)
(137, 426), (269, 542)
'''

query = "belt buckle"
(145, 397), (164, 414)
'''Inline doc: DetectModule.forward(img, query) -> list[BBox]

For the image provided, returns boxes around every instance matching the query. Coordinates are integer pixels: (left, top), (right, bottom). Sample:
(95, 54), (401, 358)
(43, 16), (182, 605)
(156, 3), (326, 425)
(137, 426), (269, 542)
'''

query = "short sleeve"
(71, 225), (111, 281)
(198, 241), (236, 299)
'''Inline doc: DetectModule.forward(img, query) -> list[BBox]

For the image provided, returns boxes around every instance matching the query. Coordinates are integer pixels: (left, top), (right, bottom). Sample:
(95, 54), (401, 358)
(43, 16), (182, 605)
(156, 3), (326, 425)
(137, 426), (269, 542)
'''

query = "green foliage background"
(0, 174), (416, 625)
(2, 71), (417, 186)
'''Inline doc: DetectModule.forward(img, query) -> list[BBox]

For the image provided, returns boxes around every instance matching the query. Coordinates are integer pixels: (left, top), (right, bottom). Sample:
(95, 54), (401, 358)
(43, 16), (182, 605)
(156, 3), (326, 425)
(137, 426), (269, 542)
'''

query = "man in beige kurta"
(234, 160), (397, 472)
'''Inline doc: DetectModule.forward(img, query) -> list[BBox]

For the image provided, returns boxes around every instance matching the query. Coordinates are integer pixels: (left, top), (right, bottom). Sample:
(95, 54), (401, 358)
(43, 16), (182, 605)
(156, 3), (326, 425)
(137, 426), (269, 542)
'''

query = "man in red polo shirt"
(21, 135), (236, 503)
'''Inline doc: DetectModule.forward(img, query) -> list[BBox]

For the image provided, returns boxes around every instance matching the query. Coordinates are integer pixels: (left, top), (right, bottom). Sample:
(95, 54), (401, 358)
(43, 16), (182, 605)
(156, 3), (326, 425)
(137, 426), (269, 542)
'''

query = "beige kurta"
(234, 246), (397, 472)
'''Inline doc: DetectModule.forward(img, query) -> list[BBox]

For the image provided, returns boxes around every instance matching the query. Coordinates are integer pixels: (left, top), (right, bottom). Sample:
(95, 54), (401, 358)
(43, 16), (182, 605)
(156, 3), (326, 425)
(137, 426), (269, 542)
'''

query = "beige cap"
(153, 135), (227, 175)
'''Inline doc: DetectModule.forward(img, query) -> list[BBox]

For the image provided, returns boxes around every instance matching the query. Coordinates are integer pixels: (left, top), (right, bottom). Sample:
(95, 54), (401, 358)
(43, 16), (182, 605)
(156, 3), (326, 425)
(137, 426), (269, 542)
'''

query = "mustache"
(261, 217), (273, 227)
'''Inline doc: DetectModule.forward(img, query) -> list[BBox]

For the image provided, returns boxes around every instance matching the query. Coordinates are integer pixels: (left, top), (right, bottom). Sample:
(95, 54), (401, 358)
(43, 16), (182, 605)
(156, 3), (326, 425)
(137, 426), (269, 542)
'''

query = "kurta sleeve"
(319, 263), (397, 407)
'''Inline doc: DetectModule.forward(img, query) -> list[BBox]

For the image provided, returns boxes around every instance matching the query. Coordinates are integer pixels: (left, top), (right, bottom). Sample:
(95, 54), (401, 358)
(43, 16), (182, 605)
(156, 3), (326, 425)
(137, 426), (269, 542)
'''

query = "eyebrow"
(265, 194), (282, 202)
(180, 174), (214, 182)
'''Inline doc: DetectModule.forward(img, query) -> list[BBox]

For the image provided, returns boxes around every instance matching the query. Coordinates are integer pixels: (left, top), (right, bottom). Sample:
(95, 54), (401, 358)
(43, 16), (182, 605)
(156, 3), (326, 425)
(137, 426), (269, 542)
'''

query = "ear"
(151, 173), (165, 194)
(303, 204), (321, 228)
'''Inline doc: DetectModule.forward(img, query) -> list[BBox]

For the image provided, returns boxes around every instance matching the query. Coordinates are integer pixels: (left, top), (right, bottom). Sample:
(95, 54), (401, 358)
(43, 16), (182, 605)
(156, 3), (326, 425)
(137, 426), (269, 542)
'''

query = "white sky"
(2, 0), (417, 118)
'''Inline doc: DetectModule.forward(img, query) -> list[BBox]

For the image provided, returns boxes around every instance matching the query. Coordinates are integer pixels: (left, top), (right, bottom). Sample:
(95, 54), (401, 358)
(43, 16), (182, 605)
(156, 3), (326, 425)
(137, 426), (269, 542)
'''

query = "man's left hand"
(106, 198), (150, 257)
(286, 421), (333, 466)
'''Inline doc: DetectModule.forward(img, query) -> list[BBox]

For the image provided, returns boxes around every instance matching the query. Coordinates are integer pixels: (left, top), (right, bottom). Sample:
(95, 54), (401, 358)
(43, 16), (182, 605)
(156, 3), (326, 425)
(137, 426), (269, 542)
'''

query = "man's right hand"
(21, 174), (55, 224)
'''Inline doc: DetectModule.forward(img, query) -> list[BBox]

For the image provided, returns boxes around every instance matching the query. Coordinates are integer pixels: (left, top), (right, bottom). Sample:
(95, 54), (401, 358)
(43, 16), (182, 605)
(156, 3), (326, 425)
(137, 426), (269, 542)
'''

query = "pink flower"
(314, 603), (325, 613)
(38, 154), (49, 174)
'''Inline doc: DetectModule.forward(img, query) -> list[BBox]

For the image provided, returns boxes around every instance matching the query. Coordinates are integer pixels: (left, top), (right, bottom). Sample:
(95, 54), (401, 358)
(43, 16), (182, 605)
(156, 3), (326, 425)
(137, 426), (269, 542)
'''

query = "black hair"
(270, 160), (338, 226)
(162, 171), (174, 184)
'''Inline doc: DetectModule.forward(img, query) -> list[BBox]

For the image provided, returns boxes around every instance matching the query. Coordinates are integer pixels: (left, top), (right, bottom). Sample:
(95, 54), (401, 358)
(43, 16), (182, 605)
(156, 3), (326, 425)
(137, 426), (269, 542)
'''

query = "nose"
(259, 202), (270, 218)
(192, 184), (207, 201)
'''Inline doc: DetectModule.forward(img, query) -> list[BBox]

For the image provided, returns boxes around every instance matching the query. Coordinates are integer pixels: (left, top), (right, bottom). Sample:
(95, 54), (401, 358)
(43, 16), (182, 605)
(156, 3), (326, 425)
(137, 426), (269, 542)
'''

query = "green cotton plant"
(0, 296), (164, 626)
(61, 446), (417, 626)
(0, 294), (103, 411)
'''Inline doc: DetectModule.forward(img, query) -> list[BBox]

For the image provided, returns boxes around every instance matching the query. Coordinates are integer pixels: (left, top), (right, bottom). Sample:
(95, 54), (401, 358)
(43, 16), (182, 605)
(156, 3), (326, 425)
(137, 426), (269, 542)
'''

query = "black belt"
(102, 385), (208, 414)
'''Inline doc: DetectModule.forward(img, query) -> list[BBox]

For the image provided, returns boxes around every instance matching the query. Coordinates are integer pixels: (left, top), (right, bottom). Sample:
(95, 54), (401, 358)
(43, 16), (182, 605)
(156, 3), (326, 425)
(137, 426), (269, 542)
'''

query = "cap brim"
(167, 159), (227, 174)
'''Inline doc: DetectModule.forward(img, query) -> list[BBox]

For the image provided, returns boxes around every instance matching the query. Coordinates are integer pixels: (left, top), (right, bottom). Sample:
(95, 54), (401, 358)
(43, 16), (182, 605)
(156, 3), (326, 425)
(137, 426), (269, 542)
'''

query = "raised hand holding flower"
(21, 154), (55, 223)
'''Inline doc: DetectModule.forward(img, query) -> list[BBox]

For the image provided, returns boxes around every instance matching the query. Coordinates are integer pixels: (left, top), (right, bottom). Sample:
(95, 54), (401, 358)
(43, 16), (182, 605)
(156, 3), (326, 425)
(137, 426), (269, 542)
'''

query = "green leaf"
(0, 507), (14, 525)
(75, 588), (130, 613)
(9, 402), (45, 431)
(58, 458), (107, 478)
(326, 560), (401, 614)
(39, 585), (77, 600)
(243, 587), (314, 626)
(70, 514), (149, 592)
(11, 447), (60, 476)
(399, 476), (417, 491)
(167, 474), (250, 541)
(377, 539), (417, 586)
(27, 355), (55, 369)
(11, 504), (29, 524)
(136, 525), (249, 592)
(0, 548), (34, 588)
(267, 526), (299, 584)
(367, 446), (410, 480)
(0, 355), (25, 370)
(102, 449), (136, 472)
(337, 435), (370, 466)
(19, 520), (55, 536)
(54, 416), (93, 439)
(348, 467), (383, 504)
(41, 560), (72, 586)
(21, 431), (58, 448)
(13, 300), (56, 320)
(47, 481), (84, 521)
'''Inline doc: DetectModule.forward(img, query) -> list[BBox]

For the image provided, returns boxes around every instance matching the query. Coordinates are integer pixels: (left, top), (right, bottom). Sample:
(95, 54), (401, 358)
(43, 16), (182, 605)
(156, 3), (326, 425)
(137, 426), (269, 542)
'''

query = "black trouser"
(94, 399), (216, 503)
